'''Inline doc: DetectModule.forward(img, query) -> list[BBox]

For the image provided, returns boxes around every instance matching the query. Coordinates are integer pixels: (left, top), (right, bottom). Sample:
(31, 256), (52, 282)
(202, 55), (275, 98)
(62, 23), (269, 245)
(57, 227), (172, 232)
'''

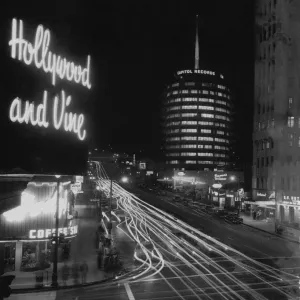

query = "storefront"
(275, 192), (300, 240)
(0, 175), (78, 274)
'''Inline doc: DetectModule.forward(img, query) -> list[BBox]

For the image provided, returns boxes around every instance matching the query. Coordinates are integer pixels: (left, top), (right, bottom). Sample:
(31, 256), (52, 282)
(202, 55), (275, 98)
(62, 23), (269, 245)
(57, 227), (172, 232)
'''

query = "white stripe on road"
(124, 283), (136, 300)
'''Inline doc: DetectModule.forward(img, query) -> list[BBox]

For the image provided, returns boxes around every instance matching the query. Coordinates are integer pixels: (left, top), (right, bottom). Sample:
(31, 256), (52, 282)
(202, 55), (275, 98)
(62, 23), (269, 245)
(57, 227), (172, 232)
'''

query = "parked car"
(225, 215), (243, 224)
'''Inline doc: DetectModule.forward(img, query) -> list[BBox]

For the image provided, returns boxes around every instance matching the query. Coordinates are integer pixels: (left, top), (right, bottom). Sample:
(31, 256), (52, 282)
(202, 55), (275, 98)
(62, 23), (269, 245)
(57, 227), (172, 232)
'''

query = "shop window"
(289, 207), (295, 223)
(288, 116), (294, 128)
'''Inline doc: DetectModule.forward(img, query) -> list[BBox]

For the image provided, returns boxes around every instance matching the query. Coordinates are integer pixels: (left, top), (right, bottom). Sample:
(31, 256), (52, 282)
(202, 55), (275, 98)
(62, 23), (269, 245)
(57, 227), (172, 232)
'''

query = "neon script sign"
(8, 19), (90, 141)
(9, 19), (91, 89)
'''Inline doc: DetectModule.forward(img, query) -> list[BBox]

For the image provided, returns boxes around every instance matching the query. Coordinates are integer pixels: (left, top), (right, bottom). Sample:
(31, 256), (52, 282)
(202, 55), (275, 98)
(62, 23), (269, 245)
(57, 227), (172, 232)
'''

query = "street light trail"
(91, 161), (299, 300)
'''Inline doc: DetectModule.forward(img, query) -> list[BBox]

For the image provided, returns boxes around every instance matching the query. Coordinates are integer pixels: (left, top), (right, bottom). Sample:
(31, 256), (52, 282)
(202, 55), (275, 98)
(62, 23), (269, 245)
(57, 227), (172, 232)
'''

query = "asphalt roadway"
(55, 188), (300, 300)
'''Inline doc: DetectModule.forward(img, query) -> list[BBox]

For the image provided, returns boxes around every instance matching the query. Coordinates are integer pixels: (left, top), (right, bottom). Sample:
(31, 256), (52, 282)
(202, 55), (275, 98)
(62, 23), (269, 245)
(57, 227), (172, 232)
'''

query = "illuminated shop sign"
(214, 173), (227, 181)
(71, 182), (82, 194)
(177, 69), (215, 76)
(257, 192), (266, 197)
(178, 171), (186, 176)
(8, 18), (90, 141)
(29, 225), (78, 239)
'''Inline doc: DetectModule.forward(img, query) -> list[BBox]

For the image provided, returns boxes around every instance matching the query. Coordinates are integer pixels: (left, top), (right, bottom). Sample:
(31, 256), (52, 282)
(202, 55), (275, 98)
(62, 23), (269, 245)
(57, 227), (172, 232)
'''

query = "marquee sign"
(29, 225), (78, 239)
(8, 19), (91, 141)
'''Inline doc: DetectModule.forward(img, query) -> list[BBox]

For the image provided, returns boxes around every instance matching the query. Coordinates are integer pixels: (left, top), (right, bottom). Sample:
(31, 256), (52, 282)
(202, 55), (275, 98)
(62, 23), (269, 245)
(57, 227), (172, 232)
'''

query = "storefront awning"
(244, 200), (275, 206)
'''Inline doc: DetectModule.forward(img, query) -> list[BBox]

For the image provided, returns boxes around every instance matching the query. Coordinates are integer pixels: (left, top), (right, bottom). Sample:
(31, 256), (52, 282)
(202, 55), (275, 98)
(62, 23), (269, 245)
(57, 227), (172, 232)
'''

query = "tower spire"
(195, 15), (199, 70)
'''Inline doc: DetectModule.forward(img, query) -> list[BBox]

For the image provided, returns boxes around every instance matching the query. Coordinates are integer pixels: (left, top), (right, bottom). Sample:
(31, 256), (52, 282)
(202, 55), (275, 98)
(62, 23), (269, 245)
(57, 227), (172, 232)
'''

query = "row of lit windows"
(166, 136), (230, 143)
(171, 83), (227, 89)
(167, 105), (230, 112)
(257, 119), (275, 131)
(167, 90), (230, 98)
(167, 160), (229, 165)
(166, 144), (230, 150)
(255, 139), (274, 151)
(168, 98), (231, 105)
(166, 152), (228, 157)
(165, 120), (228, 128)
(287, 116), (300, 128)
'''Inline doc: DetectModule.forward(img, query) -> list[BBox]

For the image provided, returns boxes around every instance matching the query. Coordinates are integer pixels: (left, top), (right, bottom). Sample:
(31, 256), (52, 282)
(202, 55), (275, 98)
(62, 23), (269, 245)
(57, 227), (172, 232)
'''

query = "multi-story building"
(253, 0), (300, 239)
(162, 20), (234, 171)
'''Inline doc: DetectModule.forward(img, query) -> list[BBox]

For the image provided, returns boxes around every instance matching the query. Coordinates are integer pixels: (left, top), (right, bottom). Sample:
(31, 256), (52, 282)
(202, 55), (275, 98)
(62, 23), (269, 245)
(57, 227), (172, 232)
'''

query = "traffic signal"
(50, 233), (57, 245)
(0, 275), (15, 298)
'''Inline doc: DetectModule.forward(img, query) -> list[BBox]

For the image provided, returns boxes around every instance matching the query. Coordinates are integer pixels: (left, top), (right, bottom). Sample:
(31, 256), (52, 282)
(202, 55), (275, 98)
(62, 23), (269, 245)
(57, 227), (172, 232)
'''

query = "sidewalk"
(9, 193), (135, 291)
(240, 213), (276, 234)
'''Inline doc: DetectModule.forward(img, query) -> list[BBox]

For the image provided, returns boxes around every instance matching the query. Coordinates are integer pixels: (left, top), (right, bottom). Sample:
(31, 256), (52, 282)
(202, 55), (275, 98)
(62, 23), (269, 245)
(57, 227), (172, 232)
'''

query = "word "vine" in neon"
(9, 19), (92, 89)
(9, 91), (86, 141)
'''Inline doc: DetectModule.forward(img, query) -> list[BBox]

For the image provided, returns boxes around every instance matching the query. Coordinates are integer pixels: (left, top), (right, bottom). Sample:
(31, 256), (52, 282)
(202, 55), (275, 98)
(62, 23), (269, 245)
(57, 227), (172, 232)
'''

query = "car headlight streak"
(91, 161), (298, 299)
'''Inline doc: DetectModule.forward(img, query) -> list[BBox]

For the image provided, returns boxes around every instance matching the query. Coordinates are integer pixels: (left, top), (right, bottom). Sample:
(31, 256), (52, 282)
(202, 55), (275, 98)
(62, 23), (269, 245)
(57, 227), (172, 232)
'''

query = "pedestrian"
(71, 260), (79, 284)
(80, 261), (88, 284)
(253, 211), (257, 220)
(61, 261), (69, 286)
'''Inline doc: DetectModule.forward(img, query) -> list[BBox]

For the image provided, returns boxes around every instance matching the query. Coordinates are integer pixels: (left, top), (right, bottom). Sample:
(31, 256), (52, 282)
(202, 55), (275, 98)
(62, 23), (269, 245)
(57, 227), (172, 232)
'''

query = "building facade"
(162, 69), (233, 171)
(253, 0), (300, 239)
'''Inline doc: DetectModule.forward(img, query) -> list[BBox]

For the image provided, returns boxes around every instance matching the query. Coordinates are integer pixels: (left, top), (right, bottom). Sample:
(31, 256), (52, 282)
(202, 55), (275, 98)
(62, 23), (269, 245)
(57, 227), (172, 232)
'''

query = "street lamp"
(230, 175), (241, 216)
(121, 176), (128, 183)
(51, 175), (61, 287)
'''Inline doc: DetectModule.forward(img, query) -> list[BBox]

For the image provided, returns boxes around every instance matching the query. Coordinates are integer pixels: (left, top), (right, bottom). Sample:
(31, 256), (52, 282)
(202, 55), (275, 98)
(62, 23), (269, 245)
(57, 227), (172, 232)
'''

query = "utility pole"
(51, 176), (60, 287)
(107, 178), (113, 237)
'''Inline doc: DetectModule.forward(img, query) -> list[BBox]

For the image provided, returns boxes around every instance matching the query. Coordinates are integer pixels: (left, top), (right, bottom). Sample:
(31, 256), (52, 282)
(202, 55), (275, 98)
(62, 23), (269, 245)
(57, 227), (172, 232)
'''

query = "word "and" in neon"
(9, 90), (86, 141)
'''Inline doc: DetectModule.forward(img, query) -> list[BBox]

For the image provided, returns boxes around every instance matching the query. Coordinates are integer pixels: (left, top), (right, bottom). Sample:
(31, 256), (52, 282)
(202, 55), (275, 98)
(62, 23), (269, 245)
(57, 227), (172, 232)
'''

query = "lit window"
(215, 153), (226, 157)
(215, 107), (228, 113)
(218, 92), (222, 96)
(181, 136), (197, 141)
(201, 129), (211, 133)
(166, 153), (180, 156)
(199, 98), (214, 103)
(298, 136), (300, 147)
(172, 83), (179, 87)
(182, 90), (189, 94)
(182, 121), (197, 125)
(182, 105), (197, 109)
(186, 160), (196, 164)
(266, 141), (270, 149)
(288, 116), (294, 128)
(167, 106), (181, 111)
(198, 152), (213, 156)
(198, 137), (213, 141)
(216, 130), (224, 135)
(202, 113), (214, 118)
(289, 97), (293, 108)
(169, 160), (179, 164)
(190, 90), (198, 94)
(182, 113), (197, 117)
(198, 160), (213, 164)
(215, 138), (229, 143)
(172, 91), (178, 95)
(185, 82), (195, 86)
(199, 121), (214, 126)
(202, 90), (209, 94)
(181, 153), (196, 156)
(182, 97), (198, 102)
(204, 145), (212, 149)
(199, 106), (214, 110)
(166, 137), (180, 141)
(209, 91), (215, 95)
(167, 129), (179, 134)
(181, 128), (197, 133)
(216, 100), (226, 105)
(181, 144), (197, 148)
(166, 121), (180, 127)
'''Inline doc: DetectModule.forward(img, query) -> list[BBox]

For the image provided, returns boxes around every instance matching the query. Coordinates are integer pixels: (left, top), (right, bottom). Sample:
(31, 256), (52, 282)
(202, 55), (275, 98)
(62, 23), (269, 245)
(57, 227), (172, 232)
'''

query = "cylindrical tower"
(162, 69), (233, 170)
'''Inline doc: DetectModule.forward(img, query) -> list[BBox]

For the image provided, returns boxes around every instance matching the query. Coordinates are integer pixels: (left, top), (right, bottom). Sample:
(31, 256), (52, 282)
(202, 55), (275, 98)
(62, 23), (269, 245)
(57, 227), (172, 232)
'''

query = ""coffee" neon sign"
(8, 19), (90, 141)
(29, 225), (78, 239)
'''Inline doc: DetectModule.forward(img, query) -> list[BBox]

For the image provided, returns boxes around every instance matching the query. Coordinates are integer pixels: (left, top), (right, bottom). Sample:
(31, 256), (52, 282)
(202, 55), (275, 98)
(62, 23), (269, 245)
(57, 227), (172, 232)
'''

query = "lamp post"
(51, 175), (61, 287)
(230, 175), (240, 216)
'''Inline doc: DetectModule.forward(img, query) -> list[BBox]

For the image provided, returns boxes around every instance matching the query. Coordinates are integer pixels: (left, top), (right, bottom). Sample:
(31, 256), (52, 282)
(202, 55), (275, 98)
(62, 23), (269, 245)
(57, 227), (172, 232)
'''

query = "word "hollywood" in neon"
(9, 19), (91, 89)
(9, 90), (86, 141)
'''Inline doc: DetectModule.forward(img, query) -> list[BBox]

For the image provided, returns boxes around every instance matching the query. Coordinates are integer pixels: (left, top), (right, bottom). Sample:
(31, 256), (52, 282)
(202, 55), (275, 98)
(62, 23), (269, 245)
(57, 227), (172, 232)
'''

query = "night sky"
(1, 0), (254, 168)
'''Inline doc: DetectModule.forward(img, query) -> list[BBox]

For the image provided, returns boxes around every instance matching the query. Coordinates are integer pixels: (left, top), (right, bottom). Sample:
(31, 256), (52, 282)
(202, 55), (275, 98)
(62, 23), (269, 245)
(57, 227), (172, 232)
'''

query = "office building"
(253, 0), (300, 239)
(162, 17), (234, 171)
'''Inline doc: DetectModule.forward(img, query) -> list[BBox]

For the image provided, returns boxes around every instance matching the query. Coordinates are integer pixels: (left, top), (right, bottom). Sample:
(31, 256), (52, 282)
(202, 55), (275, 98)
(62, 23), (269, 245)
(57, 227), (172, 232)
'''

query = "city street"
(54, 163), (300, 300)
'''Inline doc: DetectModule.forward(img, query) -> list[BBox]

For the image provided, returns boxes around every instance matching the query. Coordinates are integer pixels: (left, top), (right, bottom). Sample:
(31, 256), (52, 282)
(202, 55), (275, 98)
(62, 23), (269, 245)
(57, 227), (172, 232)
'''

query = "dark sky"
(1, 0), (254, 165)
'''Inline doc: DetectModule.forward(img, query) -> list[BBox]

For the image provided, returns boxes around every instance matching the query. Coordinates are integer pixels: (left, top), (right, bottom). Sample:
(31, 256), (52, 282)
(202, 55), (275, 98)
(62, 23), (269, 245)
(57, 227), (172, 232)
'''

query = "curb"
(242, 223), (300, 244)
(11, 276), (115, 294)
